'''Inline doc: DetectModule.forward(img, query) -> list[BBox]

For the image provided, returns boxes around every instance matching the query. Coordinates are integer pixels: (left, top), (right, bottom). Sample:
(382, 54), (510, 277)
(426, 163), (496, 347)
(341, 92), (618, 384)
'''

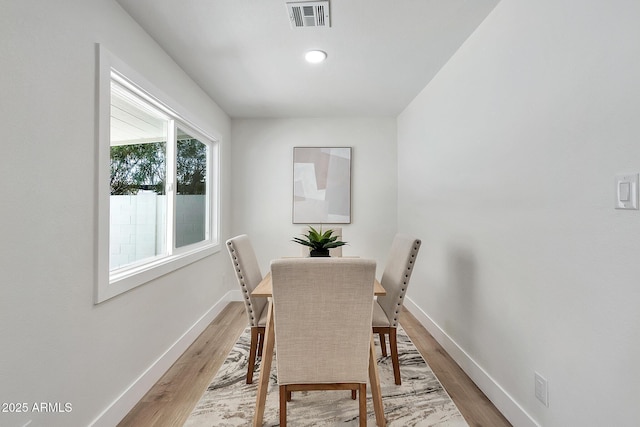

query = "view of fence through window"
(109, 81), (208, 271)
(176, 130), (208, 248)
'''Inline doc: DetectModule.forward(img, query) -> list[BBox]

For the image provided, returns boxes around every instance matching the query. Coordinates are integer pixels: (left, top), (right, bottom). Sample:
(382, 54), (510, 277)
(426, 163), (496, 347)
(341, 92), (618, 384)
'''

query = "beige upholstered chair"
(299, 226), (343, 257)
(226, 235), (268, 384)
(271, 258), (376, 427)
(372, 234), (421, 385)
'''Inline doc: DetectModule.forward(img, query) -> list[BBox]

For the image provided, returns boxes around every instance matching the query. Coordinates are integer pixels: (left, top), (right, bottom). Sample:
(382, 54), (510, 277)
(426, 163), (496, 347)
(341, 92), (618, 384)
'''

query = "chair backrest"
(271, 258), (376, 385)
(226, 235), (267, 328)
(299, 226), (343, 257)
(377, 234), (421, 327)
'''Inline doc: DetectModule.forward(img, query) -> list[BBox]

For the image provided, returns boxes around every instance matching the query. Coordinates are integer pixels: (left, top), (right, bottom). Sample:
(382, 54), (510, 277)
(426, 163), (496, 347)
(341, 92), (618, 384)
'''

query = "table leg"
(253, 301), (275, 427)
(369, 335), (386, 426)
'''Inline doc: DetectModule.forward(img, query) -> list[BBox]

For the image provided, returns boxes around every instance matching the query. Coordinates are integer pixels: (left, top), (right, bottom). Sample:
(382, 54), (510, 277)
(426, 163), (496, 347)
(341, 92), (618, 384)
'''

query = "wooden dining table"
(251, 271), (387, 427)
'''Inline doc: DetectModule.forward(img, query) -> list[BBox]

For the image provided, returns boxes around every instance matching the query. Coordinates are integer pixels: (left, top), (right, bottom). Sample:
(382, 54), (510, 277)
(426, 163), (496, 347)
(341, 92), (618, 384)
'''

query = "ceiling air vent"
(286, 1), (330, 28)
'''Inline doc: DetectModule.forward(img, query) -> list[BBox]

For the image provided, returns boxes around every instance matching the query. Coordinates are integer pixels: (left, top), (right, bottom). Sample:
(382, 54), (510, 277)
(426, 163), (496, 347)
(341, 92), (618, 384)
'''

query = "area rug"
(184, 326), (468, 426)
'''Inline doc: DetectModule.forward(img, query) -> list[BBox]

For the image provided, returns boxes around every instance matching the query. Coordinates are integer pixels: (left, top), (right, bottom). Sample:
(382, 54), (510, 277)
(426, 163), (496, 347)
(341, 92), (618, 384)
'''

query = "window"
(96, 46), (219, 303)
(110, 81), (169, 271)
(175, 130), (209, 248)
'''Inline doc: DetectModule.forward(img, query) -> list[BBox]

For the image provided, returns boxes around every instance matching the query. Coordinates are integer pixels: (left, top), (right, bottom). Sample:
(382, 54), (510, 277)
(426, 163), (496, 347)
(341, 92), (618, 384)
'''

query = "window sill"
(95, 242), (220, 304)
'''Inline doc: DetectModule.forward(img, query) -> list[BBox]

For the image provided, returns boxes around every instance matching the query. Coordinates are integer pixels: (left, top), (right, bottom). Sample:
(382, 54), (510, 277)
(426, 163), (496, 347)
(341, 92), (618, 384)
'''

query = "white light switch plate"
(535, 372), (549, 407)
(615, 174), (638, 210)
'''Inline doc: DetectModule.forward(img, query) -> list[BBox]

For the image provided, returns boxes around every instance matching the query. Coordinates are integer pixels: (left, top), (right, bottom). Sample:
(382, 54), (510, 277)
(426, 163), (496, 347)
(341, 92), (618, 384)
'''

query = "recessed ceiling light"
(305, 50), (327, 64)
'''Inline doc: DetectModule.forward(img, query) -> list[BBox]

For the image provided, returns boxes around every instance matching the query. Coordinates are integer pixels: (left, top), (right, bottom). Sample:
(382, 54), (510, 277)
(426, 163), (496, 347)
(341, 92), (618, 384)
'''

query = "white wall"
(0, 1), (232, 426)
(230, 118), (397, 276)
(398, 0), (640, 426)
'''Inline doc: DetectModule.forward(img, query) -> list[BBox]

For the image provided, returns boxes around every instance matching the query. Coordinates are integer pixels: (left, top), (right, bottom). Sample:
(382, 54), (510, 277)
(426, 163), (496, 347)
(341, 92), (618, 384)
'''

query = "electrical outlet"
(535, 372), (549, 407)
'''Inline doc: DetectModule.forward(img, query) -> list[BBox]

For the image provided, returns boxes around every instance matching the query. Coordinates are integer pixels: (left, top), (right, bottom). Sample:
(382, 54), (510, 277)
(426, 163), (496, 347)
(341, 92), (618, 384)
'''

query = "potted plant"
(292, 225), (347, 257)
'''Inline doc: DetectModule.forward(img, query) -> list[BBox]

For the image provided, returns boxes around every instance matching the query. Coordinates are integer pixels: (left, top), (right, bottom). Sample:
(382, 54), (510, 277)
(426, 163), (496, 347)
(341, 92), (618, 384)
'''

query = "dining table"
(251, 271), (387, 427)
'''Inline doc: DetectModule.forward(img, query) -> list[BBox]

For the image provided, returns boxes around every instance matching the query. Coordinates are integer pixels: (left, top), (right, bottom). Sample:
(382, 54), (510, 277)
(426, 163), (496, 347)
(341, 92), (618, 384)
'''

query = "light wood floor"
(118, 302), (511, 427)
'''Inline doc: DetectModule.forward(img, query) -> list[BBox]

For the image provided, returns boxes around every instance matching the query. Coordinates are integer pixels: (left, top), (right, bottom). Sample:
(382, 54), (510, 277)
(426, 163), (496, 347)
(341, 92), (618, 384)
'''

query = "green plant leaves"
(291, 225), (347, 250)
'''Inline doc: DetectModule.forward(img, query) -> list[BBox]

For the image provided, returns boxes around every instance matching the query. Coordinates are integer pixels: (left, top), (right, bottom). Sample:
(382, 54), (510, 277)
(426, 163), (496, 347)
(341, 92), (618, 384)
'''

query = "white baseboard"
(90, 290), (238, 427)
(403, 297), (539, 427)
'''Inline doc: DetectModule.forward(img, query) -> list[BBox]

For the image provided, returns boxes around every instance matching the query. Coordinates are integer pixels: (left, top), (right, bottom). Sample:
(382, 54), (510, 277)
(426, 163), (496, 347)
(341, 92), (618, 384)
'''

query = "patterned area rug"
(184, 326), (468, 426)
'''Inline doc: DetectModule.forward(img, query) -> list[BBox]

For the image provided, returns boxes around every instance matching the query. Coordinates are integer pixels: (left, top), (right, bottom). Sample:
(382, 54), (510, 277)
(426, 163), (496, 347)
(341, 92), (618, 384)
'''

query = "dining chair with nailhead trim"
(226, 234), (268, 384)
(372, 234), (421, 385)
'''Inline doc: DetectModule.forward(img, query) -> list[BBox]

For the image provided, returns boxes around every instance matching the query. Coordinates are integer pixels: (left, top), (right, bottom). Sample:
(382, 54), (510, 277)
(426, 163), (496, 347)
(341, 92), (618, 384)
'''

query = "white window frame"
(96, 45), (220, 303)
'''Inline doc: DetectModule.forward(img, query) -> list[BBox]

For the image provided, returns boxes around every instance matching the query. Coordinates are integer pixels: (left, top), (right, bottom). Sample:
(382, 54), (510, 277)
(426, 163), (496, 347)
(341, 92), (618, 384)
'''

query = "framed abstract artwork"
(293, 147), (351, 224)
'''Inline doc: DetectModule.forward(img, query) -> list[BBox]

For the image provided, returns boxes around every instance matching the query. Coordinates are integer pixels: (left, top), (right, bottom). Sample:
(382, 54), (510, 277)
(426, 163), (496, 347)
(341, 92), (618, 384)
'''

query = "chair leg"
(257, 328), (264, 357)
(379, 332), (387, 357)
(358, 384), (367, 427)
(247, 327), (259, 384)
(281, 384), (368, 425)
(389, 327), (401, 385)
(279, 385), (287, 427)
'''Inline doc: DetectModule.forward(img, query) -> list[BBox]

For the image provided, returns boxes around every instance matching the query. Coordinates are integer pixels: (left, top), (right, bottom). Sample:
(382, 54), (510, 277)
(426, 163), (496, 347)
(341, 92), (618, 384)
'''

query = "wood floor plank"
(119, 302), (511, 427)
(399, 307), (511, 427)
(117, 303), (247, 427)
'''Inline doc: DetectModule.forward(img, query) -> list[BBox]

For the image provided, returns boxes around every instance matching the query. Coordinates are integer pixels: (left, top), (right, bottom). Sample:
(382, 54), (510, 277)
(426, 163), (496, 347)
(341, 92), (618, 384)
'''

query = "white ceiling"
(115, 0), (500, 119)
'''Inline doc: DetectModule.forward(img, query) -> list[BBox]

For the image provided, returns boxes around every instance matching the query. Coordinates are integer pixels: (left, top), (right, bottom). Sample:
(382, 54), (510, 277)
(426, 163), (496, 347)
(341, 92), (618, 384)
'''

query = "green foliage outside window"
(110, 138), (206, 196)
(177, 138), (207, 195)
(110, 142), (166, 195)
